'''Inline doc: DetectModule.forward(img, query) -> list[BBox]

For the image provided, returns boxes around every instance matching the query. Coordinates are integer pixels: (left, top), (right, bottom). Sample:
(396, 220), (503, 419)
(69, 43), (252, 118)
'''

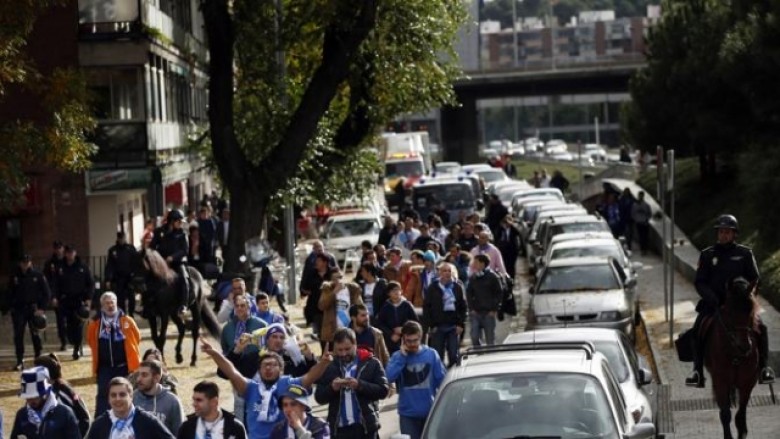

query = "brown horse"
(704, 277), (761, 439)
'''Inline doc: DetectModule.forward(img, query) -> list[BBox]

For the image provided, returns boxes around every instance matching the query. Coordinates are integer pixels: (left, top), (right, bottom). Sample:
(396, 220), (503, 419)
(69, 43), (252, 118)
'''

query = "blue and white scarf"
(99, 312), (126, 342)
(441, 281), (456, 312)
(257, 381), (280, 422)
(109, 406), (136, 439)
(339, 360), (361, 427)
(26, 391), (57, 431)
(234, 319), (247, 346)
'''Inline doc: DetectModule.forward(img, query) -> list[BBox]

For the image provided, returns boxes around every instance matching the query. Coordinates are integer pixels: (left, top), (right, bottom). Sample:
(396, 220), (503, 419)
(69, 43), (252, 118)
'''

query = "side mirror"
(637, 367), (653, 386)
(625, 278), (637, 289)
(623, 422), (655, 439)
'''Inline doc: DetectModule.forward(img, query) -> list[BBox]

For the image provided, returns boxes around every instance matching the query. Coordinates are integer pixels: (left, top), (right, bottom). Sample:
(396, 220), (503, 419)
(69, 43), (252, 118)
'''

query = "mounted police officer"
(7, 255), (50, 371)
(686, 214), (775, 387)
(44, 241), (68, 350)
(105, 231), (139, 317)
(151, 209), (191, 318)
(54, 245), (94, 360)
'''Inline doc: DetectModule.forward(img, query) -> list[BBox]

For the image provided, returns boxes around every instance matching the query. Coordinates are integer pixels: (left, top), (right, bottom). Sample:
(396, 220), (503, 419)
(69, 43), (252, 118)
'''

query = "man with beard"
(132, 360), (184, 434)
(201, 338), (332, 439)
(348, 304), (389, 367)
(314, 328), (389, 439)
(11, 366), (80, 439)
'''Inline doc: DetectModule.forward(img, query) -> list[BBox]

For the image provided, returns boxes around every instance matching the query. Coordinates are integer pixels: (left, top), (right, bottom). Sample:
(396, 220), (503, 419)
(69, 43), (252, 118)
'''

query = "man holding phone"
(385, 321), (446, 439)
(314, 328), (389, 439)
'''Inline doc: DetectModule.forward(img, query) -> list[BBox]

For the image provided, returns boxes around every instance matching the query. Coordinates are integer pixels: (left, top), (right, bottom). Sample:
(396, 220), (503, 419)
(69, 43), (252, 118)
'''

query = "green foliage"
(228, 0), (464, 208)
(0, 1), (95, 211)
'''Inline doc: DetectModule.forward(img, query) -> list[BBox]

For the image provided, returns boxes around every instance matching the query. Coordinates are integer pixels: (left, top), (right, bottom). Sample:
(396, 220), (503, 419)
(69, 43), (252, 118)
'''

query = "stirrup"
(760, 367), (775, 384)
(685, 370), (705, 388)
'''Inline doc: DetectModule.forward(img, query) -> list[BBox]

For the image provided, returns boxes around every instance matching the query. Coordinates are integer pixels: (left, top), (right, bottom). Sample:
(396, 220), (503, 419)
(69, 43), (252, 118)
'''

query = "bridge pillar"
(441, 93), (479, 164)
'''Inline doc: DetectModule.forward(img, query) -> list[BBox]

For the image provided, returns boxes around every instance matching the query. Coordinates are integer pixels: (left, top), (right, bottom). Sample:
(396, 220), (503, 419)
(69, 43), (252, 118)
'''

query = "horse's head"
(726, 276), (759, 331)
(141, 248), (176, 285)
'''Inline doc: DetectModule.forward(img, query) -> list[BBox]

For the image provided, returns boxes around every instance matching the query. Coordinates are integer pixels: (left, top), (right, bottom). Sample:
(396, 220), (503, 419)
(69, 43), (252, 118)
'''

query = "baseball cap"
(278, 384), (311, 411)
(423, 250), (437, 263)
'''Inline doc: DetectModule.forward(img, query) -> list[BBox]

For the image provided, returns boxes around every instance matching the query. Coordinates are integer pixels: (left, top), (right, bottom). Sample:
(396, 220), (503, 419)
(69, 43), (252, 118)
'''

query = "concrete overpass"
(441, 61), (646, 163)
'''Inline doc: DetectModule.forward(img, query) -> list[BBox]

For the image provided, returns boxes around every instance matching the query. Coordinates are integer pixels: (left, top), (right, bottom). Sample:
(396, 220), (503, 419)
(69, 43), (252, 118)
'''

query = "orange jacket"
(87, 315), (142, 375)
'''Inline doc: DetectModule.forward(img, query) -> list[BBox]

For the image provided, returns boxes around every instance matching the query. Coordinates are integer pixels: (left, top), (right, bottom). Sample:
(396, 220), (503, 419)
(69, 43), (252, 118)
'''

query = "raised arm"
(201, 338), (249, 396)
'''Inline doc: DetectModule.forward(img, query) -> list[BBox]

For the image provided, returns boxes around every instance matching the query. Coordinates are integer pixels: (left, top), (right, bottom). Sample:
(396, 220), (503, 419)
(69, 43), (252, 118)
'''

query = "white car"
(582, 143), (608, 161)
(322, 212), (381, 264)
(434, 161), (462, 175)
(505, 328), (655, 425)
(545, 139), (568, 155)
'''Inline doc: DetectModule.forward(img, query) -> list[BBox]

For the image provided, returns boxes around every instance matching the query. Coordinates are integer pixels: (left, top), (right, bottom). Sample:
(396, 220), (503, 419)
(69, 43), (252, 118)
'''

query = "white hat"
(19, 366), (51, 399)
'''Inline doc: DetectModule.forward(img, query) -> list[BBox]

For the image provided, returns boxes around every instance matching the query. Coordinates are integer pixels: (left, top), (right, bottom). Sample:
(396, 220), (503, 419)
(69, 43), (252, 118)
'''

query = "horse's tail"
(199, 297), (221, 339)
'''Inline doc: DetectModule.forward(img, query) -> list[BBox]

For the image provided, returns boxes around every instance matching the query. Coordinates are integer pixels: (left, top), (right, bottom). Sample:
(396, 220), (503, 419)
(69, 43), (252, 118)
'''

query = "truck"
(378, 131), (433, 209)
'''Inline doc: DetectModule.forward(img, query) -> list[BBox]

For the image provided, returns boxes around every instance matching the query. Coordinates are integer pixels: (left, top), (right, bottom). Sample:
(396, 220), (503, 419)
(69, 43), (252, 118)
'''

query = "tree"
(0, 1), (95, 210)
(201, 0), (465, 271)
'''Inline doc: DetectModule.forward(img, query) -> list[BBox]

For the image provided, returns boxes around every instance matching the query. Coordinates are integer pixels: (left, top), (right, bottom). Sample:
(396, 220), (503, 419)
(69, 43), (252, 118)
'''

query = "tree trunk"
(223, 186), (266, 273)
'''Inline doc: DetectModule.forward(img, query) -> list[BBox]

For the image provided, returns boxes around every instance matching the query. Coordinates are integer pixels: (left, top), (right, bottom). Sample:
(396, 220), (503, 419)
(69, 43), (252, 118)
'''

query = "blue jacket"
(385, 345), (446, 419)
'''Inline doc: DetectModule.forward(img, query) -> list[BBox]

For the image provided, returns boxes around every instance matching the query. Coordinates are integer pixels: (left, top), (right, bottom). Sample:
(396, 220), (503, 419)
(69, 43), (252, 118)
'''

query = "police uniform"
(55, 255), (94, 359)
(687, 214), (773, 386)
(105, 239), (139, 316)
(8, 262), (51, 367)
(44, 249), (67, 348)
(151, 219), (190, 312)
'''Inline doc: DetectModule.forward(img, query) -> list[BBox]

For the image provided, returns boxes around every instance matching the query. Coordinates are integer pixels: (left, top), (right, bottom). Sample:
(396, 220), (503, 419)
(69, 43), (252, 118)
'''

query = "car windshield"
(325, 219), (378, 239)
(499, 188), (526, 203)
(414, 184), (474, 210)
(476, 170), (506, 183)
(538, 265), (620, 293)
(424, 373), (619, 439)
(385, 161), (423, 178)
(552, 244), (622, 262)
(594, 341), (630, 383)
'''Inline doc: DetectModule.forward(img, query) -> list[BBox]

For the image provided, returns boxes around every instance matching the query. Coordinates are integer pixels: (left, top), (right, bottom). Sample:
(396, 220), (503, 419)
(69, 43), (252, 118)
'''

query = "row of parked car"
(419, 180), (658, 438)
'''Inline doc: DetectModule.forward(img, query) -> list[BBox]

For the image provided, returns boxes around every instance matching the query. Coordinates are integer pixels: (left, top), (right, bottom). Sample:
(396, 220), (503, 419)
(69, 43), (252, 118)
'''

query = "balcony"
(89, 121), (150, 168)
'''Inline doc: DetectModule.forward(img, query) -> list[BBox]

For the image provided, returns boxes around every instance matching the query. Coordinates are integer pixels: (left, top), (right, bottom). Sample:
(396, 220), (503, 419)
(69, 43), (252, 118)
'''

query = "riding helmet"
(32, 314), (47, 331)
(713, 214), (738, 231)
(167, 209), (185, 223)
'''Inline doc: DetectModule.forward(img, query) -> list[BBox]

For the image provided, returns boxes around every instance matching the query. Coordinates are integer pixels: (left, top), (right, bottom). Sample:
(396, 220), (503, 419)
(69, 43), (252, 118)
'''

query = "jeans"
(429, 325), (459, 367)
(400, 415), (427, 439)
(335, 424), (377, 439)
(470, 312), (497, 347)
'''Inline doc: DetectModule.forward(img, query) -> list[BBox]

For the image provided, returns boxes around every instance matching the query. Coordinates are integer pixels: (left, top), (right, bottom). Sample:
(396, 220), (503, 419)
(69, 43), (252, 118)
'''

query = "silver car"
(528, 256), (637, 337)
(505, 328), (655, 425)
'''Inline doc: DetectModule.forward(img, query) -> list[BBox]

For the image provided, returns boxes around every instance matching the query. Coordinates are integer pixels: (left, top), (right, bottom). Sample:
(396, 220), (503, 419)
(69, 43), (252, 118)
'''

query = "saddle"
(698, 315), (716, 339)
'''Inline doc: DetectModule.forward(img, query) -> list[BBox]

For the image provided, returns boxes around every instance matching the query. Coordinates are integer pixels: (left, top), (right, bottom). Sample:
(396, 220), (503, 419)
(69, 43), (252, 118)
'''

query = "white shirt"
(363, 282), (376, 314)
(335, 286), (351, 328)
(196, 414), (225, 439)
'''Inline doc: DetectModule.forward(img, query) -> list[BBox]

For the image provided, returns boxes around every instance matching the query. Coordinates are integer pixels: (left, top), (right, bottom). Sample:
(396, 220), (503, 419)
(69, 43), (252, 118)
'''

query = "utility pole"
(276, 0), (297, 305)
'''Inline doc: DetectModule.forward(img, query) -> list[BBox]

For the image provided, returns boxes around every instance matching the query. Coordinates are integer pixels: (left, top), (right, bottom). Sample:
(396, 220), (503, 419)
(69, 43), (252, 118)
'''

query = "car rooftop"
(451, 348), (597, 381)
(546, 256), (616, 267)
(551, 238), (619, 249)
(327, 212), (378, 220)
(505, 328), (623, 344)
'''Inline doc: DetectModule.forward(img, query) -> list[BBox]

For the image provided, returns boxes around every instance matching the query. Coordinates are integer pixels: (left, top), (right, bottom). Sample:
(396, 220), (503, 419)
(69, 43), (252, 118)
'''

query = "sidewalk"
(635, 252), (780, 438)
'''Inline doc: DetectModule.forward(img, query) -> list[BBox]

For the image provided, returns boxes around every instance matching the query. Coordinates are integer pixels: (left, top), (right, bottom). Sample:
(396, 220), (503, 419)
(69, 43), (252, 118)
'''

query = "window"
(537, 264), (621, 293)
(88, 69), (144, 120)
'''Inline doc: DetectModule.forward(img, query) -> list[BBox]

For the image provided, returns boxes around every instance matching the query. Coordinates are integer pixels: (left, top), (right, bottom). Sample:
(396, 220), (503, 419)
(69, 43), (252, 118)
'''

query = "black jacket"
(8, 266), (50, 311)
(456, 235), (479, 252)
(55, 259), (93, 304)
(54, 381), (91, 437)
(270, 415), (330, 439)
(153, 228), (189, 267)
(44, 254), (64, 284)
(11, 401), (80, 439)
(695, 242), (759, 313)
(315, 350), (389, 435)
(424, 279), (467, 330)
(378, 226), (396, 248)
(177, 409), (246, 439)
(87, 407), (175, 439)
(105, 243), (139, 280)
(466, 269), (503, 313)
(495, 224), (521, 257)
(196, 217), (219, 262)
(362, 278), (388, 319)
(376, 300), (419, 352)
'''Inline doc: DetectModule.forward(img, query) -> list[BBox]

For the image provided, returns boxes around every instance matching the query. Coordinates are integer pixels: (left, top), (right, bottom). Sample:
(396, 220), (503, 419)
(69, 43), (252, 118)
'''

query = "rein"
(716, 310), (754, 365)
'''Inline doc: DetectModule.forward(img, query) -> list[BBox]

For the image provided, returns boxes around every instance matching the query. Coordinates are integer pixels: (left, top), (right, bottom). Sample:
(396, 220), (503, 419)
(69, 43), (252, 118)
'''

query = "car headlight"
(535, 315), (555, 324)
(601, 311), (625, 321)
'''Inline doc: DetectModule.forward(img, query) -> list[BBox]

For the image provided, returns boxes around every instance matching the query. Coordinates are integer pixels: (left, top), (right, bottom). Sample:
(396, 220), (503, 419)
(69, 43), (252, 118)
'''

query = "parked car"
(473, 168), (509, 185)
(422, 342), (656, 439)
(434, 161), (462, 175)
(505, 328), (655, 425)
(322, 212), (381, 264)
(544, 139), (568, 155)
(582, 143), (608, 162)
(528, 256), (637, 337)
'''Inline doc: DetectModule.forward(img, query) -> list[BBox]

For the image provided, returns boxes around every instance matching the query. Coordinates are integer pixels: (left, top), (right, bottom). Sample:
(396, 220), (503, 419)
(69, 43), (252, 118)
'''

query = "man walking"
(8, 254), (50, 371)
(348, 304), (390, 367)
(314, 328), (389, 439)
(10, 366), (81, 439)
(105, 231), (139, 316)
(631, 191), (652, 255)
(423, 263), (466, 367)
(385, 321), (446, 439)
(133, 360), (185, 434)
(177, 380), (247, 439)
(44, 241), (68, 350)
(55, 245), (94, 360)
(495, 215), (521, 281)
(466, 254), (503, 346)
(470, 232), (507, 275)
(87, 377), (175, 438)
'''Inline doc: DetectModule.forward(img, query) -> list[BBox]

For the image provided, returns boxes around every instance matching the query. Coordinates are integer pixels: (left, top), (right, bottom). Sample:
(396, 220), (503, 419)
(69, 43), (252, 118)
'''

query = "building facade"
(0, 0), (215, 278)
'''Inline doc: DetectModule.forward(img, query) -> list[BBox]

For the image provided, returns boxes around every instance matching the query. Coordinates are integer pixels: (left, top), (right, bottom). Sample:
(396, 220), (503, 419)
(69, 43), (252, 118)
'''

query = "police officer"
(685, 214), (775, 387)
(151, 209), (190, 317)
(105, 231), (139, 317)
(7, 255), (50, 371)
(55, 245), (94, 360)
(44, 241), (68, 350)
